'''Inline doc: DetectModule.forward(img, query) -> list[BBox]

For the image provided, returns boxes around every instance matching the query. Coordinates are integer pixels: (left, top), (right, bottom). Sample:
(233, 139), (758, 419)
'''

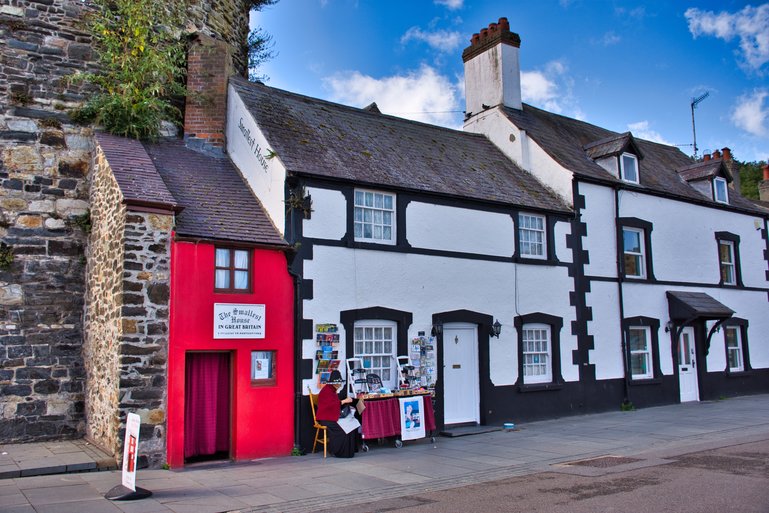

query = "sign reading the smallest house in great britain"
(214, 304), (265, 339)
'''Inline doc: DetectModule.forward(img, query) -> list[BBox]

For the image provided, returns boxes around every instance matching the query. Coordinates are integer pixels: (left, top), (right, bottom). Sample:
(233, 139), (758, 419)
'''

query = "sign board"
(399, 395), (426, 441)
(121, 412), (141, 491)
(214, 304), (265, 339)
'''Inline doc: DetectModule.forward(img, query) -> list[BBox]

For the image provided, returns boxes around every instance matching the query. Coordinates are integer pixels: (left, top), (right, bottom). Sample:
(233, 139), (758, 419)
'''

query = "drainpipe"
(289, 267), (303, 453)
(614, 186), (631, 406)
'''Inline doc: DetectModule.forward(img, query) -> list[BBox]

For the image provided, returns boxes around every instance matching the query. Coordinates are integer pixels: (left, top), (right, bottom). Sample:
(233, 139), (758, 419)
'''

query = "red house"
(92, 133), (295, 468)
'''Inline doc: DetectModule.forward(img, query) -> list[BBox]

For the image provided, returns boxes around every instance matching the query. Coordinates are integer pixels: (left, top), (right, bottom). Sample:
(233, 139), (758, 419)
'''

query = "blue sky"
(252, 1), (769, 162)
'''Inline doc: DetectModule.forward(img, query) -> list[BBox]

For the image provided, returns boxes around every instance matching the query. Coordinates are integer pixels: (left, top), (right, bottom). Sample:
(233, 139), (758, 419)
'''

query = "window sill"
(514, 257), (560, 266)
(251, 378), (276, 387)
(517, 382), (563, 393)
(725, 370), (752, 378)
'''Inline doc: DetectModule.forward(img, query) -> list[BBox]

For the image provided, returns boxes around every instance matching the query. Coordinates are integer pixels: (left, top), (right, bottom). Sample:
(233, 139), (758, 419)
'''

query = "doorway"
(678, 327), (699, 402)
(442, 323), (479, 425)
(184, 352), (231, 463)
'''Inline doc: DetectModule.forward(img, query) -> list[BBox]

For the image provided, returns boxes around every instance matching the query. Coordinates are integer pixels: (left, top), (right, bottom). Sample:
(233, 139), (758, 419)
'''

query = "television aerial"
(690, 91), (709, 159)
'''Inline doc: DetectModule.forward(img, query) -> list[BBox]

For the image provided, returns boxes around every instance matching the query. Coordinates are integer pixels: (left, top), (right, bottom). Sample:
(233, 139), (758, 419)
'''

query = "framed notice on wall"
(214, 304), (265, 339)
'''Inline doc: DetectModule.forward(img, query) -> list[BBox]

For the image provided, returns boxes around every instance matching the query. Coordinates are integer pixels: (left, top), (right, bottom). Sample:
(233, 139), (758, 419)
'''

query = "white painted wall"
(303, 187), (346, 240)
(586, 282), (624, 380)
(464, 108), (574, 205)
(580, 183), (617, 278)
(301, 246), (577, 394)
(407, 202), (515, 257)
(464, 43), (521, 114)
(226, 87), (287, 234)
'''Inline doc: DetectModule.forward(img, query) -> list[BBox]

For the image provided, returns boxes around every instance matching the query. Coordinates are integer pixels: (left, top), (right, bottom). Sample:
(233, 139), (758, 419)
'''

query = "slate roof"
(583, 132), (642, 160)
(666, 291), (734, 321)
(231, 77), (570, 214)
(94, 133), (177, 210)
(676, 160), (732, 183)
(502, 104), (764, 215)
(95, 133), (286, 247)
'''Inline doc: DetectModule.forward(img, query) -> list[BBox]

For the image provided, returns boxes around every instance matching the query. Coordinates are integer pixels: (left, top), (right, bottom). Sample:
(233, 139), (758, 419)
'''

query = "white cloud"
(600, 32), (621, 46)
(323, 65), (461, 126)
(732, 89), (769, 137)
(685, 4), (769, 73)
(520, 60), (582, 117)
(434, 0), (463, 9)
(401, 27), (463, 53)
(627, 121), (672, 145)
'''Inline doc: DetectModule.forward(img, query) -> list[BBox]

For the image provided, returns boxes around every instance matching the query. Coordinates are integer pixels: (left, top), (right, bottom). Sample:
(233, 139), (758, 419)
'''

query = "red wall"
(167, 240), (294, 467)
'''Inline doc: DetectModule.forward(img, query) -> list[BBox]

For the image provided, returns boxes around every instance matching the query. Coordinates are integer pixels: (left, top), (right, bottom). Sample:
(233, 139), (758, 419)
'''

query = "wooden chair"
(308, 386), (327, 458)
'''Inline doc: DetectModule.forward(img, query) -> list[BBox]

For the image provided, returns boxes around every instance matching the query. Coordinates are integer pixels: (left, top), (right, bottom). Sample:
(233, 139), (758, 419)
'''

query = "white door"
(678, 326), (699, 402)
(442, 323), (479, 425)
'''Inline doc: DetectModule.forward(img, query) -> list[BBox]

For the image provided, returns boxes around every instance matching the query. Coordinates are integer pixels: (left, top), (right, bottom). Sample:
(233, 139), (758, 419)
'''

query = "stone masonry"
(1, 0), (250, 456)
(85, 144), (172, 465)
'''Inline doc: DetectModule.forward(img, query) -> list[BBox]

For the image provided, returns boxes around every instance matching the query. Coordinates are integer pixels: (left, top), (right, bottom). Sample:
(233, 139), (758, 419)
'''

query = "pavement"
(1, 394), (768, 513)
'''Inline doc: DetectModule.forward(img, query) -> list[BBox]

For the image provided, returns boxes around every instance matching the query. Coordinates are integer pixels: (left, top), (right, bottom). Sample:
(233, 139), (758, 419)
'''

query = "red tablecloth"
(360, 394), (435, 440)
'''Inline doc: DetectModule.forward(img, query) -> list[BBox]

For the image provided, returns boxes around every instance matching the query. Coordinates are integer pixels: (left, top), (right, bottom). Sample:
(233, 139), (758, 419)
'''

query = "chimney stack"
(462, 17), (522, 116)
(721, 147), (740, 192)
(759, 164), (769, 202)
(712, 149), (721, 160)
(184, 33), (234, 156)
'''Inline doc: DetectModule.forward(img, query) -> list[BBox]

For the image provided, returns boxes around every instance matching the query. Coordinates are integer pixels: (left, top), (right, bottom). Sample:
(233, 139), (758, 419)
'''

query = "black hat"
(327, 370), (344, 384)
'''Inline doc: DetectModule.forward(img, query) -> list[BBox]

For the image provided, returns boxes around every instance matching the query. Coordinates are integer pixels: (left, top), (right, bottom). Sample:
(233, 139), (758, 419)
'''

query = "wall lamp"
(664, 321), (674, 333)
(491, 319), (502, 338)
(431, 323), (442, 337)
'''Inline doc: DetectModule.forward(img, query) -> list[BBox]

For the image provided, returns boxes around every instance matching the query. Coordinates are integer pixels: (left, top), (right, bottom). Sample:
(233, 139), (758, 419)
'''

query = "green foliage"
(0, 243), (14, 271)
(74, 210), (92, 234)
(738, 160), (766, 200)
(620, 400), (635, 412)
(247, 0), (278, 82)
(71, 0), (187, 140)
(290, 447), (303, 456)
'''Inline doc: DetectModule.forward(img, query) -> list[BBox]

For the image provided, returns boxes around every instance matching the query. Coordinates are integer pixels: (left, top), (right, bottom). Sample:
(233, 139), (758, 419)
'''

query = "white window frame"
(713, 177), (729, 204)
(353, 320), (397, 389)
(725, 326), (744, 372)
(620, 153), (639, 184)
(518, 213), (547, 259)
(522, 323), (552, 384)
(622, 227), (646, 279)
(718, 240), (736, 285)
(628, 326), (653, 380)
(353, 189), (396, 245)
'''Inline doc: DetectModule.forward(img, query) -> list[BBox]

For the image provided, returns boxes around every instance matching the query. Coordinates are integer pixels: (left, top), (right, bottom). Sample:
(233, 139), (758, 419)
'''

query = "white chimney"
(462, 17), (522, 116)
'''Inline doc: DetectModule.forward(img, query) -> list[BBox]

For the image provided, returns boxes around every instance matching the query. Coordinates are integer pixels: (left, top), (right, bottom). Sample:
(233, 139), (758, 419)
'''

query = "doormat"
(439, 425), (503, 437)
(564, 455), (642, 468)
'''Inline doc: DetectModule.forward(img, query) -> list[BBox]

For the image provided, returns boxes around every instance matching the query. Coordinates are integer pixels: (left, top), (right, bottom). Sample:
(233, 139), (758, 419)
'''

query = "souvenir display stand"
(357, 390), (436, 450)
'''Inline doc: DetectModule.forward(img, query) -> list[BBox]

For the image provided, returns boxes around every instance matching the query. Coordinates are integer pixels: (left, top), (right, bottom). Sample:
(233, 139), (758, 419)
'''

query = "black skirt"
(319, 420), (356, 458)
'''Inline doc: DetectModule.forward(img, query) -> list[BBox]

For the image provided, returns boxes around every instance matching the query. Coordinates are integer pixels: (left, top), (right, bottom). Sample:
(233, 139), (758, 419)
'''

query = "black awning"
(666, 291), (734, 322)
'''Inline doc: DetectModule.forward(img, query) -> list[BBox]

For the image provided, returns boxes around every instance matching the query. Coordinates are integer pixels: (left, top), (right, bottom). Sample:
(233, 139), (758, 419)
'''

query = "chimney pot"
(499, 17), (509, 31)
(471, 33), (480, 45)
(721, 147), (732, 160)
(703, 154), (711, 161)
(763, 164), (769, 181)
(489, 22), (498, 33)
(480, 28), (489, 39)
(712, 149), (721, 159)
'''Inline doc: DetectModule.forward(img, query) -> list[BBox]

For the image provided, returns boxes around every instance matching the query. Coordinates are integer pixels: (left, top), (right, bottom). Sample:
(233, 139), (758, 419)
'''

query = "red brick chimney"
(721, 147), (740, 192)
(184, 33), (234, 156)
(712, 149), (721, 159)
(703, 153), (711, 161)
(463, 16), (523, 116)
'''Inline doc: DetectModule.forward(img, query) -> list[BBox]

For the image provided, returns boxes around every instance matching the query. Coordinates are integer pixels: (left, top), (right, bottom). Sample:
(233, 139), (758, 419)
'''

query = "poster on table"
(121, 412), (141, 491)
(399, 395), (425, 441)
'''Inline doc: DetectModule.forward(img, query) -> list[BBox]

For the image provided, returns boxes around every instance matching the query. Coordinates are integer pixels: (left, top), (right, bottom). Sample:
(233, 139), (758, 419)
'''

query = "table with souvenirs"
(348, 333), (439, 449)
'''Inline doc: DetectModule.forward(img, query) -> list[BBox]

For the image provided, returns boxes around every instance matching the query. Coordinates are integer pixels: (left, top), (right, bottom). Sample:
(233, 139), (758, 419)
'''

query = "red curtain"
(184, 352), (230, 458)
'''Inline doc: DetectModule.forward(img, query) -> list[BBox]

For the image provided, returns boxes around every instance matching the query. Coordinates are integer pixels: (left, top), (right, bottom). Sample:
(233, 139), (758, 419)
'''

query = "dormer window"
(713, 177), (728, 204)
(620, 153), (639, 184)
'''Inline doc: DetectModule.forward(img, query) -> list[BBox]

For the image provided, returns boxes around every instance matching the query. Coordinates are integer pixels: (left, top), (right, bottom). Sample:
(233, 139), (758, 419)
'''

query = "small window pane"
(252, 351), (275, 384)
(215, 269), (230, 289)
(234, 270), (249, 290)
(234, 250), (249, 269)
(215, 248), (230, 267)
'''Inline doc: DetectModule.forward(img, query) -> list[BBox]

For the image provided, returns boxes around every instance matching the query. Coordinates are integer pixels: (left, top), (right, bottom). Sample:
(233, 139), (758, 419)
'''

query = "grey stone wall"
(1, 0), (251, 446)
(84, 145), (172, 465)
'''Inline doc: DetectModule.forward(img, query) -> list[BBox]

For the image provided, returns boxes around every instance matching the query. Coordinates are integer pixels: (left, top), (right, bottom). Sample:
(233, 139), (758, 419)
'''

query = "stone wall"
(84, 146), (173, 465)
(116, 211), (172, 467)
(82, 144), (124, 454)
(1, 0), (251, 446)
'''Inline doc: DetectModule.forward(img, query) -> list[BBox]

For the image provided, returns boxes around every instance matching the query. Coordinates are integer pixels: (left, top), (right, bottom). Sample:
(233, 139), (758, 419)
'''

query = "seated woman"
(316, 370), (357, 458)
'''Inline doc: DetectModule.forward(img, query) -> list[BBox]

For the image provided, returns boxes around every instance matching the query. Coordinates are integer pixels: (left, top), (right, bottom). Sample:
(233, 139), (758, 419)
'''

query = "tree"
(247, 0), (278, 82)
(737, 160), (767, 200)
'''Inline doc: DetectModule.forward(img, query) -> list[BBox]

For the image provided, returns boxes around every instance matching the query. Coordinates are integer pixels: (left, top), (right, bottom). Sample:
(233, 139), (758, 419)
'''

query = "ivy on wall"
(71, 0), (187, 140)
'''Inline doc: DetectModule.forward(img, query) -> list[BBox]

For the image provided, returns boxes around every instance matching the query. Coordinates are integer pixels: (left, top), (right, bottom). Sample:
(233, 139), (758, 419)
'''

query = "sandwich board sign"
(105, 412), (152, 501)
